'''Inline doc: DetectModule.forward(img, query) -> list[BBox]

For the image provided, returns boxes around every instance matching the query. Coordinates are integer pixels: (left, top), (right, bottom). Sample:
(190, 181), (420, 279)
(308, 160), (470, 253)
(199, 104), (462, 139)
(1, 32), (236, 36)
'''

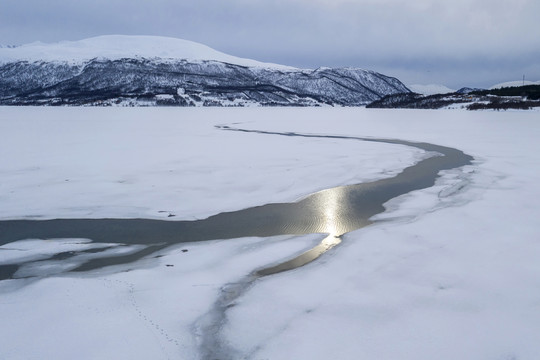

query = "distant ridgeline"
(0, 36), (409, 106)
(0, 60), (410, 106)
(367, 85), (540, 110)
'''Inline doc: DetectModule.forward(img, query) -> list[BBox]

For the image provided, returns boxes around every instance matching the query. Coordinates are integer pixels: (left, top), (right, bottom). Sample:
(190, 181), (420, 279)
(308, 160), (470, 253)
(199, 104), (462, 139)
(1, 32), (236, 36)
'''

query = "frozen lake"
(1, 107), (540, 360)
(0, 127), (472, 280)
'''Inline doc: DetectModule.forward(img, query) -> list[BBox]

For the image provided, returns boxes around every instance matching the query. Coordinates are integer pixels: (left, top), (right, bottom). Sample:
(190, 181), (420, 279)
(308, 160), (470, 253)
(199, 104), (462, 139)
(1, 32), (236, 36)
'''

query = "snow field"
(0, 107), (424, 221)
(1, 107), (540, 359)
(0, 233), (324, 360)
(222, 108), (540, 360)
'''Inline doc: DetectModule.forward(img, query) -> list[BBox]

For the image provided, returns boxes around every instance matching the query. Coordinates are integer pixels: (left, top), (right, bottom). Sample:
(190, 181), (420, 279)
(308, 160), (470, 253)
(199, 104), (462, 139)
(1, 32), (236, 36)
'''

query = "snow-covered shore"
(1, 107), (540, 359)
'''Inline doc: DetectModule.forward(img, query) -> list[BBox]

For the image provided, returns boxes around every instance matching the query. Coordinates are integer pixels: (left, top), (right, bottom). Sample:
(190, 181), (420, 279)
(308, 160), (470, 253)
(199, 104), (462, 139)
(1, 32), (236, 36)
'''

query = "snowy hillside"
(408, 84), (455, 95)
(0, 36), (410, 106)
(0, 35), (292, 70)
(490, 79), (540, 89)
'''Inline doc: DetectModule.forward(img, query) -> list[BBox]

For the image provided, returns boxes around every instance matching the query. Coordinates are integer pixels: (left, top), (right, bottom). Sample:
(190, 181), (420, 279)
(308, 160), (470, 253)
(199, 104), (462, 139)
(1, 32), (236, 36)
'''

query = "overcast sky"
(1, 0), (539, 88)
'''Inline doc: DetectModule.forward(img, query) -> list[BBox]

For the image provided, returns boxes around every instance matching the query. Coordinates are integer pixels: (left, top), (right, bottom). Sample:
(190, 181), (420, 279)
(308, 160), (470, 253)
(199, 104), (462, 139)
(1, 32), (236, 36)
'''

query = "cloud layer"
(1, 0), (539, 87)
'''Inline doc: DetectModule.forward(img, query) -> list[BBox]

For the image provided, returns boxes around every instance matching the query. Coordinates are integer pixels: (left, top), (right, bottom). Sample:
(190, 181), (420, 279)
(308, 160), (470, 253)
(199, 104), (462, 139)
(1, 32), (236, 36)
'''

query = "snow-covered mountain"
(407, 84), (455, 96)
(0, 35), (410, 106)
(0, 35), (292, 70)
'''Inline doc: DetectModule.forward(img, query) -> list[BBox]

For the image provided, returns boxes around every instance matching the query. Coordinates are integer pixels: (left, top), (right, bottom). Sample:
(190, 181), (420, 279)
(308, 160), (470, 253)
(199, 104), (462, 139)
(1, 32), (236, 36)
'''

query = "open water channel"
(0, 127), (473, 281)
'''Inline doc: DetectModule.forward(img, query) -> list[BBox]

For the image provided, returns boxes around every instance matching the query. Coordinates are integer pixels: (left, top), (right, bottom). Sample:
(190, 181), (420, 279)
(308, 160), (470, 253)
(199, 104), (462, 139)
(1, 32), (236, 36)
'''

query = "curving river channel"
(0, 126), (474, 359)
(0, 126), (473, 281)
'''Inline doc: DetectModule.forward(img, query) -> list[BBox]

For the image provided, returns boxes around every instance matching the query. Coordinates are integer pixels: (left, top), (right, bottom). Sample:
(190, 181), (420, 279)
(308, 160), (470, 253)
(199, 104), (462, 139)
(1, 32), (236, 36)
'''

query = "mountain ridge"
(0, 35), (295, 70)
(0, 35), (410, 106)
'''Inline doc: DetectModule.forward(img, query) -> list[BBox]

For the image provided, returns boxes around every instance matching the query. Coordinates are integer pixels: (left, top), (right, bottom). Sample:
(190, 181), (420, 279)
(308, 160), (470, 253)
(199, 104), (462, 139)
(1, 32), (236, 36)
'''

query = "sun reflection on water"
(319, 189), (345, 253)
(257, 189), (349, 276)
(320, 188), (345, 236)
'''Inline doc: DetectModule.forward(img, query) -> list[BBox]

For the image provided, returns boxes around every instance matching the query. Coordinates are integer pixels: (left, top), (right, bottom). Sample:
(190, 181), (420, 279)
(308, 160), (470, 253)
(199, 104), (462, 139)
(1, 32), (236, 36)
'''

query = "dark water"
(0, 128), (473, 280)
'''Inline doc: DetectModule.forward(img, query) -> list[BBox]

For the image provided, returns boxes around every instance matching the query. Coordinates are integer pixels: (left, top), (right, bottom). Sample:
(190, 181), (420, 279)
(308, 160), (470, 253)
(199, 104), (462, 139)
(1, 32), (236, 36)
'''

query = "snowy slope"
(490, 80), (540, 89)
(0, 35), (410, 106)
(408, 84), (455, 95)
(0, 35), (293, 70)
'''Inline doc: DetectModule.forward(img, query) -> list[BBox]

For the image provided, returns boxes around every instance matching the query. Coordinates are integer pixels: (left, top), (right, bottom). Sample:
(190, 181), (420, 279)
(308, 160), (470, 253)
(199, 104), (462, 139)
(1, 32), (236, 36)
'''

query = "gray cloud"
(1, 0), (539, 88)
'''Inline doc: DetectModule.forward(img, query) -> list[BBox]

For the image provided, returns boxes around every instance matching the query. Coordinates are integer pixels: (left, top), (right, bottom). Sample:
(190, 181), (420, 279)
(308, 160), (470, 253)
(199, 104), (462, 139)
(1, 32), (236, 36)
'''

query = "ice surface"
(0, 107), (424, 221)
(0, 234), (323, 360)
(1, 107), (540, 359)
(0, 238), (114, 265)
